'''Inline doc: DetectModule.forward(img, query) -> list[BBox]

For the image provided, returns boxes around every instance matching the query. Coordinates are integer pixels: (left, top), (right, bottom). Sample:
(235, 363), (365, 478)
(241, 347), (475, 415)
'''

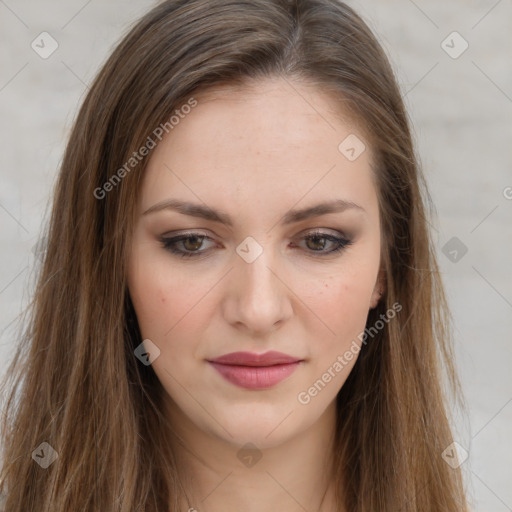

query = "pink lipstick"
(207, 351), (302, 390)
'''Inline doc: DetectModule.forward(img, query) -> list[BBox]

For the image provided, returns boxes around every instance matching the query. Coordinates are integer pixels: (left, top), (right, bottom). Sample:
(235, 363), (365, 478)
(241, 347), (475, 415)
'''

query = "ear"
(369, 268), (386, 310)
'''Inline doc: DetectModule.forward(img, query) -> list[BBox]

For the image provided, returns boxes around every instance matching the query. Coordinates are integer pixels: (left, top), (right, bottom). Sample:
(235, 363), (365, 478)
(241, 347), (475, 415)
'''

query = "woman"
(0, 0), (469, 510)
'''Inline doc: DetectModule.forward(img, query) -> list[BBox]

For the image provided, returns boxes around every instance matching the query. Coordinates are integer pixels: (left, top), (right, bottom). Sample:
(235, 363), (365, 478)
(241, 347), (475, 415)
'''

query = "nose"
(221, 243), (293, 336)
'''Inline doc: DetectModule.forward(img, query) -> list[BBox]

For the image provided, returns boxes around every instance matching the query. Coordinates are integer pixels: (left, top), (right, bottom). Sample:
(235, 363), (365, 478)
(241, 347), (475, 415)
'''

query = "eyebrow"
(142, 198), (365, 226)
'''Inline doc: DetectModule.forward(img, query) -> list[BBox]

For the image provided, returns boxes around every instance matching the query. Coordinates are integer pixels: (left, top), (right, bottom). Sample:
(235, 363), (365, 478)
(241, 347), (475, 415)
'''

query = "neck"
(165, 399), (342, 512)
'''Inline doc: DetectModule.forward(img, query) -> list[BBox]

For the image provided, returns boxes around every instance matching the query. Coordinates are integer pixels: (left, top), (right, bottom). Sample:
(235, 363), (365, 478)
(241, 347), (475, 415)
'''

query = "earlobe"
(369, 289), (382, 309)
(370, 269), (386, 309)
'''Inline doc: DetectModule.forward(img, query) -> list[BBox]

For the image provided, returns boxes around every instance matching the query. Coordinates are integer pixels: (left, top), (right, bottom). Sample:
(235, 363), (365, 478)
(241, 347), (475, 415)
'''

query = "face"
(127, 77), (383, 450)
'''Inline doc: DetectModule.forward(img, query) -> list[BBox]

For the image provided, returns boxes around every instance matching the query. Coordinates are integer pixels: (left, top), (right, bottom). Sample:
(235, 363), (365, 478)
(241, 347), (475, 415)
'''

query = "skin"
(127, 77), (384, 512)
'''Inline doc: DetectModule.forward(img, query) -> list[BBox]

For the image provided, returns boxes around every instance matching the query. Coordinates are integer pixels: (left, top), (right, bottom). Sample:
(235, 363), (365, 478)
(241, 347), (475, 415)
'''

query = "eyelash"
(159, 230), (353, 259)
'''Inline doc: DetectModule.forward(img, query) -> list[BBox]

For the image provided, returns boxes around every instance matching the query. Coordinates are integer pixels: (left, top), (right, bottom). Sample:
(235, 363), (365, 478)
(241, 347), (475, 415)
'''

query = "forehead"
(139, 77), (378, 220)
(186, 77), (369, 156)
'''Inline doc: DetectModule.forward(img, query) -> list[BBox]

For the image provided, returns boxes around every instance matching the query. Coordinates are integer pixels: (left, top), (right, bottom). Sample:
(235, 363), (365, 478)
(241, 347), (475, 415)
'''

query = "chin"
(209, 406), (308, 449)
(222, 425), (294, 451)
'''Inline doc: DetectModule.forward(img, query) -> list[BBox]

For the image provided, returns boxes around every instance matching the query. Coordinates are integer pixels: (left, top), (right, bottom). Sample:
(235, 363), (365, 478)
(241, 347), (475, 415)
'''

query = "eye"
(160, 229), (353, 259)
(294, 230), (353, 256)
(159, 232), (216, 258)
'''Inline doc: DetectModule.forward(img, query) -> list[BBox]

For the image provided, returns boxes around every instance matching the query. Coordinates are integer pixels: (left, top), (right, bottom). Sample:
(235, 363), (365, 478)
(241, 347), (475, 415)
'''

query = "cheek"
(301, 263), (378, 359)
(128, 254), (168, 338)
(128, 248), (214, 346)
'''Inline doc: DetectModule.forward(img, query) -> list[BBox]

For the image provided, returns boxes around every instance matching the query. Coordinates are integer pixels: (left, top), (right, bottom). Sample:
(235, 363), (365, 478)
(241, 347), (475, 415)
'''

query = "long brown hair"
(0, 0), (469, 510)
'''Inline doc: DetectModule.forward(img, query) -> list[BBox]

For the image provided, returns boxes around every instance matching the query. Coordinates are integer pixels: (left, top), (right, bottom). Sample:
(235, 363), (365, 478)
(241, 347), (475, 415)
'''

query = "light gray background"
(0, 1), (511, 510)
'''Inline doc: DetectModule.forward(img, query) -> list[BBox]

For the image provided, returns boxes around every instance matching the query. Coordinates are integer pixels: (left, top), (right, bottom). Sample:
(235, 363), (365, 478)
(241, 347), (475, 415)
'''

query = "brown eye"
(182, 236), (205, 252)
(160, 232), (215, 258)
(305, 235), (329, 251)
(298, 231), (353, 255)
(160, 230), (352, 260)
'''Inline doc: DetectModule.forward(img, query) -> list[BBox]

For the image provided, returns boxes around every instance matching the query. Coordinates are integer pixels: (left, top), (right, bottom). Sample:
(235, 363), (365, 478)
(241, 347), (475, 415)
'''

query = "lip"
(208, 351), (300, 366)
(207, 351), (303, 390)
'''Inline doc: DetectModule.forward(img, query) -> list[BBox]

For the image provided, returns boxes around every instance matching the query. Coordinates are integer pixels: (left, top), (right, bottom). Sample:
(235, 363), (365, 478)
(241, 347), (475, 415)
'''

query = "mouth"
(207, 351), (303, 390)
